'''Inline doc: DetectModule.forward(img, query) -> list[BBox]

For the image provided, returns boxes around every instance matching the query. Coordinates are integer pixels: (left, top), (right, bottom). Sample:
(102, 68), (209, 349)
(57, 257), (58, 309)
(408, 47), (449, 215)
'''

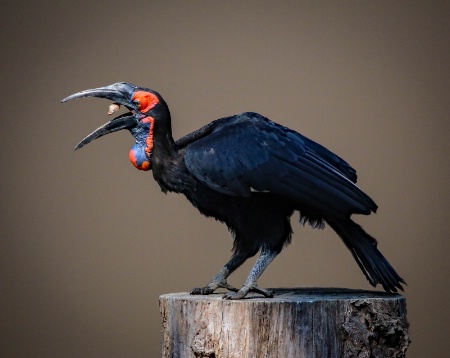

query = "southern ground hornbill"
(62, 82), (405, 299)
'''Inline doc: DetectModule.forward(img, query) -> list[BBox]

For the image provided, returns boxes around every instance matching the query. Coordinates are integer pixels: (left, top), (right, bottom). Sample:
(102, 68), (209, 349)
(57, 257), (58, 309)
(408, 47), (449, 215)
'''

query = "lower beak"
(75, 113), (137, 150)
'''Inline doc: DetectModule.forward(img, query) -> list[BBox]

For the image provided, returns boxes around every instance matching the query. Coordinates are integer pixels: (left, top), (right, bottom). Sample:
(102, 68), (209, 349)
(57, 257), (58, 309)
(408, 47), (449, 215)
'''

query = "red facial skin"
(132, 91), (159, 114)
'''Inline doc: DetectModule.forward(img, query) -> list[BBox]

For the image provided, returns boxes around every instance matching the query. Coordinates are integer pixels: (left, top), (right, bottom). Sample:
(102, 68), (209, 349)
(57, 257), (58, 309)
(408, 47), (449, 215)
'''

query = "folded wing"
(184, 112), (377, 218)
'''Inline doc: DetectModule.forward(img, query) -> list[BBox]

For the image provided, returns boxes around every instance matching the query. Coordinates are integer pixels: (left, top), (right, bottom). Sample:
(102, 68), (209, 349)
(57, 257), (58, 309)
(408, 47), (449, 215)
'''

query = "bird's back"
(176, 112), (357, 183)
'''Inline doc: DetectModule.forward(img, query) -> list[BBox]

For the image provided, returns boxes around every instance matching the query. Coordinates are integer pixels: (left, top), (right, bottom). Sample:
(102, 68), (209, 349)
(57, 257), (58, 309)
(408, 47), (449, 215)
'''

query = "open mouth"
(61, 82), (139, 149)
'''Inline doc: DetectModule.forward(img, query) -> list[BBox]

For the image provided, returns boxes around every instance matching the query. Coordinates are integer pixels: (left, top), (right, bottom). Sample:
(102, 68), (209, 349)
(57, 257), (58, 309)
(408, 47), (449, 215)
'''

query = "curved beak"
(62, 82), (139, 150)
(74, 113), (137, 150)
(61, 82), (137, 108)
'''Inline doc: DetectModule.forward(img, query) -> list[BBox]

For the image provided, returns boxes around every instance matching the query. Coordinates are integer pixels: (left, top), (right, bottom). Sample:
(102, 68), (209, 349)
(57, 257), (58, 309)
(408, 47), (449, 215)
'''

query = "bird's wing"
(175, 116), (237, 149)
(184, 112), (376, 216)
(175, 121), (217, 149)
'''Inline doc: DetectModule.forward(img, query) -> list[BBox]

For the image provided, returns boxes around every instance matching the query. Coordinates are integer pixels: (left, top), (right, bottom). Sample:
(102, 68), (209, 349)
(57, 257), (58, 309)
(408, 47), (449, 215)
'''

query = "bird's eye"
(131, 91), (160, 113)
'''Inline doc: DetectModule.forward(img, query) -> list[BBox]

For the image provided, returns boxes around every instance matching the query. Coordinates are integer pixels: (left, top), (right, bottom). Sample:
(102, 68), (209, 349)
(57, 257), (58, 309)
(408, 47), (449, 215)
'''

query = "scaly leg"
(223, 247), (278, 300)
(191, 251), (250, 295)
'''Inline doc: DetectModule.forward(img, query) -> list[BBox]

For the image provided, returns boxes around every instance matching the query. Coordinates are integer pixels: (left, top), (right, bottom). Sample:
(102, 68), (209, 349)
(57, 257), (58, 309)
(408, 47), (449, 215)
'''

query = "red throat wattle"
(128, 91), (159, 171)
(128, 116), (155, 171)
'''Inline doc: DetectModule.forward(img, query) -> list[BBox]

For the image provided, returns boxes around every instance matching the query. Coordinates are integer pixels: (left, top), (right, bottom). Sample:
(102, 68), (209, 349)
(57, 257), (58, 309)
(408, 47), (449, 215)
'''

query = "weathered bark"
(160, 288), (410, 358)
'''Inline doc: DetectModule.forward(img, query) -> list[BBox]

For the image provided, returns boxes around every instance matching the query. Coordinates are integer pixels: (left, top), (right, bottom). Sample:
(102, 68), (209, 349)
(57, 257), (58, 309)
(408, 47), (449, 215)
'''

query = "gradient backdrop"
(1, 1), (449, 357)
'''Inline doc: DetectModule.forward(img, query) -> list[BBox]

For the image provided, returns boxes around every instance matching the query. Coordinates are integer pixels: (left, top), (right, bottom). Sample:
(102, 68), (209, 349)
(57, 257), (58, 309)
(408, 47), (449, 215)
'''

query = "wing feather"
(184, 113), (376, 215)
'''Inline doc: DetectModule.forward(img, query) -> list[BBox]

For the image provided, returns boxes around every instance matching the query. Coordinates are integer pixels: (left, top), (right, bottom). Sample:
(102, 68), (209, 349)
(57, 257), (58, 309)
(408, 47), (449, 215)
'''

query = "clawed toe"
(190, 280), (239, 296)
(191, 286), (214, 295)
(251, 285), (274, 298)
(222, 284), (274, 300)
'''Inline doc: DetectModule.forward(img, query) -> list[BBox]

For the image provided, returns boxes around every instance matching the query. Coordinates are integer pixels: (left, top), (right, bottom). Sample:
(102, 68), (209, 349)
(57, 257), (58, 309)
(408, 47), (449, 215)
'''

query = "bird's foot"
(190, 279), (239, 295)
(223, 284), (274, 300)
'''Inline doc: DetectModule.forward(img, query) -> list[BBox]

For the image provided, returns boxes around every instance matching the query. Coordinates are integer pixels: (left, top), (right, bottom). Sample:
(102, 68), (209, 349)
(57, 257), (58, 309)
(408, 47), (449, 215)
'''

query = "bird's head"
(62, 82), (170, 171)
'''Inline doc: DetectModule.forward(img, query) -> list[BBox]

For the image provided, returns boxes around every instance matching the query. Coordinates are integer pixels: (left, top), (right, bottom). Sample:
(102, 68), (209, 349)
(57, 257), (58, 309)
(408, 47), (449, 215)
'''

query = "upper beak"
(62, 82), (139, 150)
(61, 82), (137, 108)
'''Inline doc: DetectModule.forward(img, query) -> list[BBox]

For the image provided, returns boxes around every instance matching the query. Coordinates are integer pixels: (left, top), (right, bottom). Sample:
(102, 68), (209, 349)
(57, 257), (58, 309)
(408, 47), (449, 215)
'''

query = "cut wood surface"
(160, 288), (410, 358)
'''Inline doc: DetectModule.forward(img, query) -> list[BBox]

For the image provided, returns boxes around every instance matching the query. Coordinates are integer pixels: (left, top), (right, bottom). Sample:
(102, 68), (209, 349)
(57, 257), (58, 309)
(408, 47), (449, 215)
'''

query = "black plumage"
(62, 82), (405, 299)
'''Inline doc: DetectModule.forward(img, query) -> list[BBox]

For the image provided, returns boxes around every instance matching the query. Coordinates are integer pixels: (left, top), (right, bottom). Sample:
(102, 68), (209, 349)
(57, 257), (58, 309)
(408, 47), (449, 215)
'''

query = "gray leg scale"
(223, 247), (278, 300)
(191, 251), (249, 295)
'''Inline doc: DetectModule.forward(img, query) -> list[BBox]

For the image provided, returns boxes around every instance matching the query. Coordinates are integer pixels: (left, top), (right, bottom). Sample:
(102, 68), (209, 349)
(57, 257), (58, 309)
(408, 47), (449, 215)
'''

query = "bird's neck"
(149, 111), (196, 194)
(129, 104), (195, 194)
(151, 121), (180, 190)
(152, 116), (177, 159)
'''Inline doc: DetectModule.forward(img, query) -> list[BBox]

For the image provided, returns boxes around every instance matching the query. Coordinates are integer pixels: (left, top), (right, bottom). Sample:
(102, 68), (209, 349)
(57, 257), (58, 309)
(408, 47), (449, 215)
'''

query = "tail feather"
(327, 218), (405, 293)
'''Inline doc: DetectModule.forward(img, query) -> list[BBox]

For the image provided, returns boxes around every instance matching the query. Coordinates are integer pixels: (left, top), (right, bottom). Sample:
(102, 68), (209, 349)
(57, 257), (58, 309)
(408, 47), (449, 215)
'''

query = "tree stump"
(159, 288), (410, 358)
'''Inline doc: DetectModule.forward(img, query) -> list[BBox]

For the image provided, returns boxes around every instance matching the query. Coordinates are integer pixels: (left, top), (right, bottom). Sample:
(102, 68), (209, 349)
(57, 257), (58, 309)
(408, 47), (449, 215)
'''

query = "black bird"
(62, 82), (405, 299)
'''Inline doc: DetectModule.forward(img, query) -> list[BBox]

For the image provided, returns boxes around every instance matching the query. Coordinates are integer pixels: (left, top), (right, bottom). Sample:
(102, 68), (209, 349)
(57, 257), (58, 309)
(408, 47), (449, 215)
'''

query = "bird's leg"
(223, 247), (278, 300)
(191, 251), (249, 295)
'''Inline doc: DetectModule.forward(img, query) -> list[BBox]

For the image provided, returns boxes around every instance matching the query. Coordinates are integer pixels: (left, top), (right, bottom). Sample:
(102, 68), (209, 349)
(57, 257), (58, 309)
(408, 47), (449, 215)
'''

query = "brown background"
(1, 1), (449, 357)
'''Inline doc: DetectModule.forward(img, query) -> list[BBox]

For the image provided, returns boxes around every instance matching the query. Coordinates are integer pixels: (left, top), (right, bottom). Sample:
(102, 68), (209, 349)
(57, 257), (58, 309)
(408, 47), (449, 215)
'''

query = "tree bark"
(159, 288), (410, 358)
